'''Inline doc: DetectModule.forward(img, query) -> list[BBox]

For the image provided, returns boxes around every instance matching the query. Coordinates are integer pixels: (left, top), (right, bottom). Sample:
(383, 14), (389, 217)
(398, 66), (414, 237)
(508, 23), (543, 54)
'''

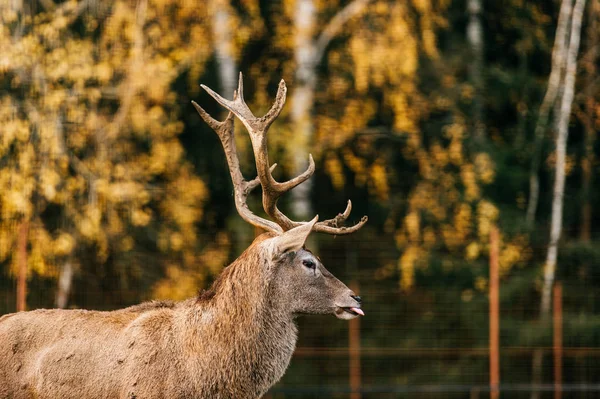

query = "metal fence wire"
(2, 231), (600, 399)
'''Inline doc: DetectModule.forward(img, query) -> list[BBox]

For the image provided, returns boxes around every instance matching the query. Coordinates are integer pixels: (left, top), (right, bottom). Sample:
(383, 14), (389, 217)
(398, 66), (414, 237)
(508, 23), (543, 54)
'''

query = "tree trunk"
(290, 0), (371, 219)
(210, 0), (237, 99)
(467, 0), (485, 143)
(55, 259), (74, 309)
(526, 0), (574, 227)
(531, 0), (586, 397)
(290, 0), (318, 219)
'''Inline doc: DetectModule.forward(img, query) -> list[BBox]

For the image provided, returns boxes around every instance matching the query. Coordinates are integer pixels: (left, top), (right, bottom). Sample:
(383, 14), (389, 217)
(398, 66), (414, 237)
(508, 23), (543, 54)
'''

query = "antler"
(192, 96), (283, 235)
(196, 72), (367, 235)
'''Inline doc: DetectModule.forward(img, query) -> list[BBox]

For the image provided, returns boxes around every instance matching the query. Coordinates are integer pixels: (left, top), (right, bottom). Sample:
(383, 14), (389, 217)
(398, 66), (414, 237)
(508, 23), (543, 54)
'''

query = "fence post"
(553, 282), (563, 399)
(349, 279), (362, 399)
(489, 226), (500, 399)
(16, 220), (29, 312)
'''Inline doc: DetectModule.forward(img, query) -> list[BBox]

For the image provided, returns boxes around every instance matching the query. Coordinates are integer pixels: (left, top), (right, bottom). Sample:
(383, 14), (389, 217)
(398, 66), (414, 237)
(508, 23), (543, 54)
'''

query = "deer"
(0, 72), (367, 399)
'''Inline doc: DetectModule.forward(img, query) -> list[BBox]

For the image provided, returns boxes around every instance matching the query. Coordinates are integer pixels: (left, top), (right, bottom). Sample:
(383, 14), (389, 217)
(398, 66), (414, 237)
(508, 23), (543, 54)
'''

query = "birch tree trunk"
(467, 0), (485, 142)
(290, 0), (318, 219)
(526, 0), (574, 226)
(55, 259), (74, 309)
(210, 0), (237, 99)
(531, 0), (586, 396)
(290, 0), (370, 219)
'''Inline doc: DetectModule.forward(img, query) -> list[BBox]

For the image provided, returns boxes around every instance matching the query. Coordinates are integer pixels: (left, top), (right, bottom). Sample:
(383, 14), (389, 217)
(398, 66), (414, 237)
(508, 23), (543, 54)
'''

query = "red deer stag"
(0, 73), (367, 399)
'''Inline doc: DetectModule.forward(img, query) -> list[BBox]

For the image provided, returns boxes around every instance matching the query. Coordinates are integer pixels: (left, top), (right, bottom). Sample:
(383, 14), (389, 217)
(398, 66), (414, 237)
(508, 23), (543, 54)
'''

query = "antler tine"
(262, 79), (287, 129)
(200, 73), (287, 135)
(247, 164), (278, 193)
(192, 100), (283, 235)
(286, 200), (368, 235)
(317, 200), (353, 228)
(191, 99), (228, 131)
(312, 215), (369, 235)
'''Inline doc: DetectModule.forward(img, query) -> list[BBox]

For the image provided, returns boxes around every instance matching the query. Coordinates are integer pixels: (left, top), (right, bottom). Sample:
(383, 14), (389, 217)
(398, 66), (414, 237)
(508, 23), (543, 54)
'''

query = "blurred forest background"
(1, 0), (600, 397)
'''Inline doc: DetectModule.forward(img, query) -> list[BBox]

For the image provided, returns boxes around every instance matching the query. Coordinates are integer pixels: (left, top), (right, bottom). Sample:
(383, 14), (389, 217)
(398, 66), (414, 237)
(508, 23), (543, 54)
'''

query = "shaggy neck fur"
(180, 235), (298, 398)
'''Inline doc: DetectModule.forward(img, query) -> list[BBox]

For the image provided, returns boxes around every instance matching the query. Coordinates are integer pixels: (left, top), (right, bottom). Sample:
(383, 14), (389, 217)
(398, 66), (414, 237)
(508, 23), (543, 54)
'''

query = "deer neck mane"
(194, 235), (296, 342)
(198, 234), (282, 314)
(181, 237), (297, 396)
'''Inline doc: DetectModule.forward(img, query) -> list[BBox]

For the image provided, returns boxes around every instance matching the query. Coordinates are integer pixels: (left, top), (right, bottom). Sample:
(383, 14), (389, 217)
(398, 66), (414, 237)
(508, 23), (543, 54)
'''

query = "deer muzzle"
(334, 294), (364, 320)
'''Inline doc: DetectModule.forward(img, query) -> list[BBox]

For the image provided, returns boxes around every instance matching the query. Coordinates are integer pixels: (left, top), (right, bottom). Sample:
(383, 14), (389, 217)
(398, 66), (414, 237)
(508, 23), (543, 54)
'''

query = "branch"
(313, 0), (371, 64)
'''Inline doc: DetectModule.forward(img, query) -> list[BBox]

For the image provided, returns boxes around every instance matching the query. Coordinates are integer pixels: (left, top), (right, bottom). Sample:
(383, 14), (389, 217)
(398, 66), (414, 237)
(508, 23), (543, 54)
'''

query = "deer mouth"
(334, 306), (364, 320)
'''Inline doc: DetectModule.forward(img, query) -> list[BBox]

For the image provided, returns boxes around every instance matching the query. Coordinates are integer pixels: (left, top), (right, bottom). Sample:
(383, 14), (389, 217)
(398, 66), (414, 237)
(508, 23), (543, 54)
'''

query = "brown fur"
(0, 231), (361, 399)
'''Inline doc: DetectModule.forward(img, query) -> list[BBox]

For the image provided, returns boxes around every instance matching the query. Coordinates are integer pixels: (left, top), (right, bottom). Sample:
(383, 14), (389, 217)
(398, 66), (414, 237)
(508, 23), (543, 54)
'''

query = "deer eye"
(302, 259), (316, 269)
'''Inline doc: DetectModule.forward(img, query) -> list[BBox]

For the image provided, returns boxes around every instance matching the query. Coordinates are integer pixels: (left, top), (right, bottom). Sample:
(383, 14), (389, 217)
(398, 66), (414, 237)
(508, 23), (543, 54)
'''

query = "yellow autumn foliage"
(152, 232), (231, 300)
(0, 0), (218, 287)
(0, 0), (536, 300)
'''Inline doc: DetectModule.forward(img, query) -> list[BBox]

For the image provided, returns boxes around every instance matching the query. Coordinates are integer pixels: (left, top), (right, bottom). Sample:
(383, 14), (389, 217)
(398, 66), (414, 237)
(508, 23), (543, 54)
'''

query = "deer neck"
(205, 253), (298, 348)
(182, 251), (298, 395)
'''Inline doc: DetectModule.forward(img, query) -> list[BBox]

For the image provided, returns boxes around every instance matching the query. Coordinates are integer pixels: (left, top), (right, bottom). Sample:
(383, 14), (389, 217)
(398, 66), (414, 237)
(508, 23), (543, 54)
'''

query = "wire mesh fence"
(5, 280), (600, 398)
(1, 230), (600, 398)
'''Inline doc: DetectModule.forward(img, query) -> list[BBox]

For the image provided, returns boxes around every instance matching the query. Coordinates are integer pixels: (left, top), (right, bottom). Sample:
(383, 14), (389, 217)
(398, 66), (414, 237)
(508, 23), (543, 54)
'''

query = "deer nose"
(350, 295), (362, 304)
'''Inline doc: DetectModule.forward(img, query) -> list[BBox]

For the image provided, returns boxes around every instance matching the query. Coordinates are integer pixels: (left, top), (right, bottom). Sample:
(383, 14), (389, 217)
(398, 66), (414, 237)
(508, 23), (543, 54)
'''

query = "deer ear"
(271, 216), (318, 255)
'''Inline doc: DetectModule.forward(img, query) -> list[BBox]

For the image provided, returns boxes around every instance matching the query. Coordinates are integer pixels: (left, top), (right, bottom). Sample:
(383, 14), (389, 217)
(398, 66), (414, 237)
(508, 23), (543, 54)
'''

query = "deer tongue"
(350, 307), (364, 316)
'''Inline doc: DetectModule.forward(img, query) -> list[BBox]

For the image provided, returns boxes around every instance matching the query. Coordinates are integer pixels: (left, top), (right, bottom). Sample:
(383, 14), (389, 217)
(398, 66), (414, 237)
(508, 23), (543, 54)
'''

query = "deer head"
(192, 73), (367, 319)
